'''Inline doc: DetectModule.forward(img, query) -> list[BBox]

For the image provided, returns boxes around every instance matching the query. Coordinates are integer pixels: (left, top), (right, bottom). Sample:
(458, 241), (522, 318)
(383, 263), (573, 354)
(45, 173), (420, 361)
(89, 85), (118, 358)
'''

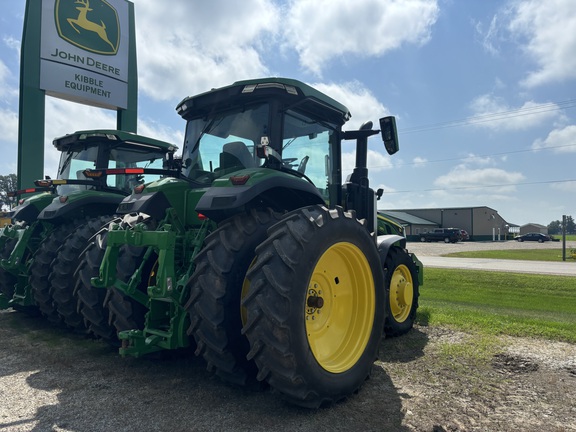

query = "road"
(407, 240), (576, 277)
(419, 256), (576, 276)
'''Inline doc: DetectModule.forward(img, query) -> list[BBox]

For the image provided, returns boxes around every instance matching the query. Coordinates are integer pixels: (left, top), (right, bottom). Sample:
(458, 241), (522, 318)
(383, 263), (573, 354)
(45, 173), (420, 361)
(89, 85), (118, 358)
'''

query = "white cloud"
(508, 0), (576, 87)
(131, 0), (278, 101)
(412, 156), (427, 167)
(0, 59), (17, 101)
(469, 94), (559, 131)
(532, 125), (576, 153)
(462, 153), (494, 166)
(43, 99), (117, 177)
(474, 14), (501, 56)
(312, 81), (391, 130)
(342, 149), (393, 174)
(434, 165), (525, 195)
(283, 0), (439, 75)
(550, 181), (576, 192)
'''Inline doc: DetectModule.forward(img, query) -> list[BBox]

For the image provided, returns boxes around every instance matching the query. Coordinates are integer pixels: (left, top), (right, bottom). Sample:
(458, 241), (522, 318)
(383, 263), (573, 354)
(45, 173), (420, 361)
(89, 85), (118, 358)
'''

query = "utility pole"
(562, 215), (566, 262)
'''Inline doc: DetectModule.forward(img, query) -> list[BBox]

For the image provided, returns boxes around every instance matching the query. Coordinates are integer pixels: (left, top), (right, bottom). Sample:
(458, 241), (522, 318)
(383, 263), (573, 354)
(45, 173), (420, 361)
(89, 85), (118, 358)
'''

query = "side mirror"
(379, 116), (399, 155)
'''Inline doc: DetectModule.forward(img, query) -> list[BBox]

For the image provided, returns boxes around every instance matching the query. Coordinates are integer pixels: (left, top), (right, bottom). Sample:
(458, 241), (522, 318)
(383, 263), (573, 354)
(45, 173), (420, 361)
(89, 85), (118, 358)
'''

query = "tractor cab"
(52, 130), (177, 196)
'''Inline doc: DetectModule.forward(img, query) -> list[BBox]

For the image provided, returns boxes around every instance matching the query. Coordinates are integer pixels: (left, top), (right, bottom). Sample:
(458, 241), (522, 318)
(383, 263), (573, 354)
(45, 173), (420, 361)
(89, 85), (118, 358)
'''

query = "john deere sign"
(40, 0), (130, 109)
(55, 0), (120, 55)
(17, 0), (137, 190)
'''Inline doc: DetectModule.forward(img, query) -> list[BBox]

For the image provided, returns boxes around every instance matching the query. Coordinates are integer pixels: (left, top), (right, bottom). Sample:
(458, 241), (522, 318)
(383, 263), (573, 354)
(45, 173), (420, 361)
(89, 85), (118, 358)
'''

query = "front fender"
(377, 235), (424, 287)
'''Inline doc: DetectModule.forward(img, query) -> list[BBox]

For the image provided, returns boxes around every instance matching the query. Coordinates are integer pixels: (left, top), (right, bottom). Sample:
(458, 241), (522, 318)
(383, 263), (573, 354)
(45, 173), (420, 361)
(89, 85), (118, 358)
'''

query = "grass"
(417, 268), (576, 343)
(443, 248), (576, 261)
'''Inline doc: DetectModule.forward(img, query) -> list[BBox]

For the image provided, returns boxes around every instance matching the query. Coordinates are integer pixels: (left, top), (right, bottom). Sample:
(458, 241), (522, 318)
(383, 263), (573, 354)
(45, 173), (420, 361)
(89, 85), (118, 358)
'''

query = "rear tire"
(242, 205), (384, 408)
(186, 208), (283, 387)
(50, 215), (112, 332)
(383, 247), (419, 337)
(30, 221), (83, 323)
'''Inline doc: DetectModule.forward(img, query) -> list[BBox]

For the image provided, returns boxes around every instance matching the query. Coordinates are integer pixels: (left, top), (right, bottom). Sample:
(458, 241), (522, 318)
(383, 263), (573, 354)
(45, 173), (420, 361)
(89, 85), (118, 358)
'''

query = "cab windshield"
(182, 103), (268, 183)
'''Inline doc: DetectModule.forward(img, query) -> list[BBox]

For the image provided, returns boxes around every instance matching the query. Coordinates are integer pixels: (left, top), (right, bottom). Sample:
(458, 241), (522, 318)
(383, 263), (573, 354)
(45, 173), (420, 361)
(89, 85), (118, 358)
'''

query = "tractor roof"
(53, 129), (178, 153)
(176, 77), (351, 126)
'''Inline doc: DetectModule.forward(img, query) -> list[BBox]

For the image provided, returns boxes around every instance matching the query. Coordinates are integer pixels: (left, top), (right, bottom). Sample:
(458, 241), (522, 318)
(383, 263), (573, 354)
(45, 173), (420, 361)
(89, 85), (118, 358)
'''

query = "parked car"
(420, 228), (462, 243)
(515, 232), (551, 243)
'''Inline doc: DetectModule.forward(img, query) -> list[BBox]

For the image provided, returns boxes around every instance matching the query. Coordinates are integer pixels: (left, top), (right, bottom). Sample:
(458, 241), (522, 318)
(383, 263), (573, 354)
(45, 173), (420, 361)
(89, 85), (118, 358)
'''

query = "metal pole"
(562, 215), (566, 262)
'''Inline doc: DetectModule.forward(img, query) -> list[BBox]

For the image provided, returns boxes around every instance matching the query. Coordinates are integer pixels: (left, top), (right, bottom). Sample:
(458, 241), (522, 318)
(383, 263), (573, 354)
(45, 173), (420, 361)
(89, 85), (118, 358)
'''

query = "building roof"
(379, 211), (437, 226)
(521, 223), (547, 229)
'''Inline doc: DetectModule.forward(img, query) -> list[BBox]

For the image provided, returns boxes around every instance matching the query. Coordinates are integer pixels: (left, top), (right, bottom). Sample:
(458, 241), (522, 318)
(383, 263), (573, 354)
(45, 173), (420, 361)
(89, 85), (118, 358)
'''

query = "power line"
(381, 178), (576, 195)
(391, 143), (576, 168)
(399, 99), (576, 134)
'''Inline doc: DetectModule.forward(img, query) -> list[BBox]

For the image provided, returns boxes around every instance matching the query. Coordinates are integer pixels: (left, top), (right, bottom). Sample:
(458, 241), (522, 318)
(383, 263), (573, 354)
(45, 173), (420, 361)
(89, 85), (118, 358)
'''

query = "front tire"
(76, 219), (122, 341)
(242, 205), (384, 408)
(383, 247), (419, 337)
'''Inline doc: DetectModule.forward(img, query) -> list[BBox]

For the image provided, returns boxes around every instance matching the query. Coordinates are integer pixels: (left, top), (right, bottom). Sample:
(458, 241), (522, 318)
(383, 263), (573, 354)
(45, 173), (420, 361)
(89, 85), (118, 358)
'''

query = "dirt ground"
(1, 240), (575, 431)
(1, 309), (575, 432)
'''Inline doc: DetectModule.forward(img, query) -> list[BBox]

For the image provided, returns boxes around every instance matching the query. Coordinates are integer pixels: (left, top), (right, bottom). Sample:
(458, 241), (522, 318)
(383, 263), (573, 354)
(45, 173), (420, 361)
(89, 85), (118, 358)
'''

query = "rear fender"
(196, 173), (324, 222)
(38, 193), (124, 221)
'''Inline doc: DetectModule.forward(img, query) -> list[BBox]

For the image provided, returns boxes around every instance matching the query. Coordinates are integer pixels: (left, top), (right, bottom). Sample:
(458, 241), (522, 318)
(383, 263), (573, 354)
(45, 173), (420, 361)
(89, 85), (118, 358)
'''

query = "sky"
(0, 0), (575, 226)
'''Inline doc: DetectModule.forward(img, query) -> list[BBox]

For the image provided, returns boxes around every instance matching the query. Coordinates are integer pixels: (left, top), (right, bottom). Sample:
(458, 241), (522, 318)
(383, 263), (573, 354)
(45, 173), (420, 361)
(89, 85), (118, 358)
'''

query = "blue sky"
(1, 0), (575, 226)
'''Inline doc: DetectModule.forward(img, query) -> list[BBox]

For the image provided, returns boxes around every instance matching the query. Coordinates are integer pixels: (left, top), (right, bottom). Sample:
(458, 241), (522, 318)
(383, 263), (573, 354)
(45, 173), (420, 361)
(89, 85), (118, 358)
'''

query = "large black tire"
(383, 247), (419, 337)
(104, 214), (157, 335)
(0, 237), (18, 300)
(29, 221), (83, 323)
(50, 215), (113, 332)
(105, 244), (153, 334)
(186, 208), (283, 387)
(75, 219), (121, 341)
(242, 205), (385, 408)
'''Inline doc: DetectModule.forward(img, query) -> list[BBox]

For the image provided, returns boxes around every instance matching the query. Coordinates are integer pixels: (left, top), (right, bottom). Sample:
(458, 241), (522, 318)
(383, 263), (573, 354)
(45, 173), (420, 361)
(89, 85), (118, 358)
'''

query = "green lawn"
(416, 268), (576, 343)
(443, 248), (576, 261)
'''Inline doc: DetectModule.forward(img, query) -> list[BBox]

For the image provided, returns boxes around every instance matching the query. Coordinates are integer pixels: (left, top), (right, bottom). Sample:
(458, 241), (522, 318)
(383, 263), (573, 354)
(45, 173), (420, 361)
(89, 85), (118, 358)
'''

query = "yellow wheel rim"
(388, 264), (413, 323)
(306, 242), (375, 374)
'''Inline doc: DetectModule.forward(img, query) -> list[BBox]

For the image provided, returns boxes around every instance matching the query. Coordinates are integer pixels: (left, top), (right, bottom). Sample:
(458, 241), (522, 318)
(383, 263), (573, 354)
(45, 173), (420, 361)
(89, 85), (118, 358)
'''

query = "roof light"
(197, 213), (208, 220)
(134, 184), (145, 194)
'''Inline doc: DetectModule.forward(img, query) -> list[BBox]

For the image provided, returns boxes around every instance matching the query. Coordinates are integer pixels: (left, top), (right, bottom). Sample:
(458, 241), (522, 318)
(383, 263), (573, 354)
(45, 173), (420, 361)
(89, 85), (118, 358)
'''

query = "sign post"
(17, 0), (137, 189)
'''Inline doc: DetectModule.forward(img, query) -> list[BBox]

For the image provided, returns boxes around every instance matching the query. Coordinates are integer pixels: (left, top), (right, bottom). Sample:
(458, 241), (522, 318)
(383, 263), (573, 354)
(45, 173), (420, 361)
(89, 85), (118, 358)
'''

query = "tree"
(548, 215), (575, 235)
(547, 220), (561, 235)
(565, 215), (575, 234)
(0, 174), (18, 210)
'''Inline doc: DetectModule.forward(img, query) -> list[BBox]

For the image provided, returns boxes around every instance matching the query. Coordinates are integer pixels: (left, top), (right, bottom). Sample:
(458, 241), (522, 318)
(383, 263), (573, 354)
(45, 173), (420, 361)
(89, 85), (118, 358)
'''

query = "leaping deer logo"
(67, 0), (115, 51)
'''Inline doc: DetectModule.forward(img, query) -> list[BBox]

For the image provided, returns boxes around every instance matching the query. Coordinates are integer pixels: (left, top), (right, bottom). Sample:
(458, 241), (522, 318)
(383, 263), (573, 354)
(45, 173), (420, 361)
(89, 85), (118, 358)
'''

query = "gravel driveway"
(1, 239), (575, 431)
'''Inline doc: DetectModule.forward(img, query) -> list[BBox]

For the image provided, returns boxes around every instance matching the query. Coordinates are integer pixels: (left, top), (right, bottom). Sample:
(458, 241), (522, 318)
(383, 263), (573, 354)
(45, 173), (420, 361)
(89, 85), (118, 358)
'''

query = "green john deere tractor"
(81, 78), (423, 408)
(0, 130), (177, 322)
